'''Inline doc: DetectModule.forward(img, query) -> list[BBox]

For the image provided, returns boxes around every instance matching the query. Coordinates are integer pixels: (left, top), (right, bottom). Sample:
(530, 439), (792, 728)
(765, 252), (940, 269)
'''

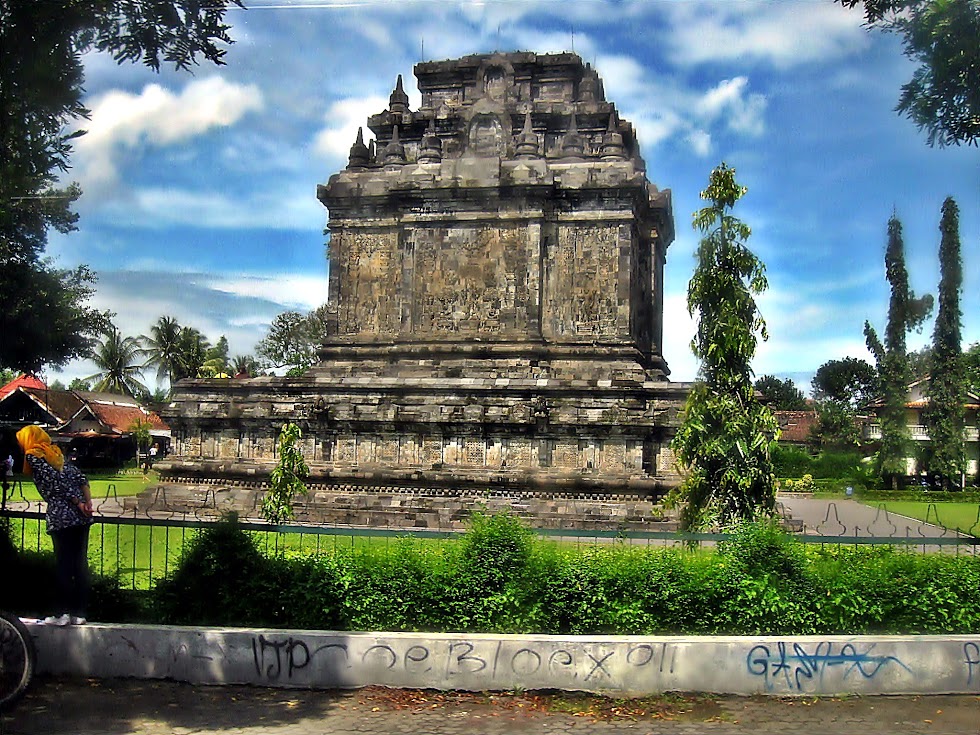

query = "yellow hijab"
(16, 425), (64, 474)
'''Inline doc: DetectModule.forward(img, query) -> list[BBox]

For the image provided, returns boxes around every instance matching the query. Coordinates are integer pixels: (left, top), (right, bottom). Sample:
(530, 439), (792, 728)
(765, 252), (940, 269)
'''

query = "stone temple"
(151, 52), (690, 529)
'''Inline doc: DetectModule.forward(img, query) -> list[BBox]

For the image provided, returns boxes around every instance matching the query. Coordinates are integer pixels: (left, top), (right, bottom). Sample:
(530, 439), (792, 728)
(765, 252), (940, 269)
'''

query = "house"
(0, 385), (169, 469)
(773, 410), (819, 449)
(0, 373), (46, 400)
(863, 378), (980, 481)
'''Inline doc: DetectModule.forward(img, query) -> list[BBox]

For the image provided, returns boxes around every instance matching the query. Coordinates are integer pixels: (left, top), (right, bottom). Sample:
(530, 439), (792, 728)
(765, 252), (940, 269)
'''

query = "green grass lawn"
(4, 471), (156, 503)
(863, 501), (980, 535)
(5, 515), (452, 589)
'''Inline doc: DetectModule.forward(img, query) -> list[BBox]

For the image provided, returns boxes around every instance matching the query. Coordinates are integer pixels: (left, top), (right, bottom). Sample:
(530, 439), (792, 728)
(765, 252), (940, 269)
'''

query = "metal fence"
(3, 486), (978, 591)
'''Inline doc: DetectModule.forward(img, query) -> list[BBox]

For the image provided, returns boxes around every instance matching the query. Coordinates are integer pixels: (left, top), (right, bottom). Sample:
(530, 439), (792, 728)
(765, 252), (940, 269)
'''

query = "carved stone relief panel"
(553, 439), (581, 469)
(379, 437), (399, 464)
(334, 231), (401, 335)
(548, 224), (623, 339)
(412, 225), (530, 337)
(337, 436), (356, 463)
(463, 437), (486, 466)
(467, 114), (506, 157)
(600, 439), (627, 472)
(421, 436), (443, 465)
(507, 438), (533, 468)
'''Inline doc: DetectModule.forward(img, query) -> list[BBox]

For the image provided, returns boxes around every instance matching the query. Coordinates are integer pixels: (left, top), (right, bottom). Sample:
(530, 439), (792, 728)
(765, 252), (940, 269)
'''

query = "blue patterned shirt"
(26, 455), (93, 533)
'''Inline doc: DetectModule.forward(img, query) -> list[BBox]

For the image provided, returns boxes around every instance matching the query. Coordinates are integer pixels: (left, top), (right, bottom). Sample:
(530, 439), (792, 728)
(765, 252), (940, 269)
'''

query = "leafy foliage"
(141, 316), (182, 386)
(0, 262), (110, 374)
(154, 514), (281, 627)
(864, 214), (933, 486)
(86, 325), (148, 397)
(809, 400), (862, 451)
(838, 0), (980, 147)
(812, 357), (879, 407)
(128, 418), (152, 453)
(754, 375), (808, 410)
(923, 197), (966, 487)
(671, 163), (778, 529)
(256, 306), (331, 374)
(965, 342), (980, 396)
(261, 423), (311, 525)
(71, 514), (980, 635)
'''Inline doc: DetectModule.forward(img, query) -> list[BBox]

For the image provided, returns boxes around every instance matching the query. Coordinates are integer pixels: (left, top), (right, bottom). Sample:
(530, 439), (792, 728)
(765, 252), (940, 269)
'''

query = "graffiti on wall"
(746, 641), (911, 691)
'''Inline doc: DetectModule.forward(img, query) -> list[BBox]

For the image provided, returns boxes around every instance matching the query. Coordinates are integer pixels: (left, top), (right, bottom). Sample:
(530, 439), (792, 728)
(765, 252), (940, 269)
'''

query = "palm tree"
(173, 326), (209, 381)
(141, 316), (182, 387)
(86, 326), (147, 397)
(232, 354), (261, 377)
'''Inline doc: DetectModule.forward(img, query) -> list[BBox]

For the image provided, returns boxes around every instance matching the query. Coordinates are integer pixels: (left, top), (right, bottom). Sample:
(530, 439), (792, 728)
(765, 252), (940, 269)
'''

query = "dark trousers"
(50, 524), (91, 618)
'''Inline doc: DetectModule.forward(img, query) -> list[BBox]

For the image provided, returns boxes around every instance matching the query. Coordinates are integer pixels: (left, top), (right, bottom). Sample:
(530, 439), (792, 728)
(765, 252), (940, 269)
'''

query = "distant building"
(773, 410), (819, 449)
(0, 374), (46, 401)
(863, 378), (980, 480)
(0, 386), (169, 469)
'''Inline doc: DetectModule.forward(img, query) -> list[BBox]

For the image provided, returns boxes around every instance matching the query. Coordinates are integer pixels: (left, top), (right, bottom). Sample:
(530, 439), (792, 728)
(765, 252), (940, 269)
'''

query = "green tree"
(256, 306), (328, 374)
(965, 342), (980, 395)
(809, 401), (862, 450)
(1, 0), (242, 373)
(754, 375), (808, 410)
(129, 417), (152, 457)
(68, 376), (92, 392)
(838, 0), (980, 147)
(907, 345), (934, 380)
(864, 214), (934, 488)
(231, 354), (262, 378)
(173, 326), (210, 381)
(261, 423), (310, 525)
(141, 316), (183, 387)
(923, 197), (965, 488)
(0, 263), (110, 374)
(670, 164), (779, 530)
(812, 357), (879, 407)
(86, 325), (147, 397)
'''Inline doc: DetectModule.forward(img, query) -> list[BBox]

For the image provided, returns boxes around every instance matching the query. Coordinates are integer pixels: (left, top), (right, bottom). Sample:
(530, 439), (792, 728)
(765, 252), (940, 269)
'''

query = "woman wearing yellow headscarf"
(15, 426), (93, 626)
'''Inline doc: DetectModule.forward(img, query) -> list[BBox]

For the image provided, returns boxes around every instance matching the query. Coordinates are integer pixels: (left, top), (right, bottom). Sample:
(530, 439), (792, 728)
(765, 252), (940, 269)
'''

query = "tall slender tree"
(924, 197), (965, 488)
(86, 326), (147, 397)
(141, 315), (183, 387)
(670, 163), (778, 529)
(864, 214), (933, 488)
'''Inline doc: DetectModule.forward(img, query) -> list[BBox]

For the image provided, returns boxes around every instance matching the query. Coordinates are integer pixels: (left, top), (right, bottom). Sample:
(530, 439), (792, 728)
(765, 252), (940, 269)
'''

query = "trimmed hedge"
(6, 514), (980, 635)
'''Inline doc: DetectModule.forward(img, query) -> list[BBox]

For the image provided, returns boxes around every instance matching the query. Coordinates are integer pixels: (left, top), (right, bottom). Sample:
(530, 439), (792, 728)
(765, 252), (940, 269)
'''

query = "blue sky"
(46, 0), (978, 391)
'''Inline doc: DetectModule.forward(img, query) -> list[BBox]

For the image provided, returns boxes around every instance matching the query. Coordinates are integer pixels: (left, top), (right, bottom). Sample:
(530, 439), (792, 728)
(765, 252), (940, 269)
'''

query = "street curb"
(25, 623), (980, 697)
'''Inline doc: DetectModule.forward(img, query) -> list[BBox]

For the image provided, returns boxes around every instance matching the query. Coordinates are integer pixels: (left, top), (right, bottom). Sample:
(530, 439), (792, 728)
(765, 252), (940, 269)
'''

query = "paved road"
(777, 495), (980, 554)
(4, 677), (980, 735)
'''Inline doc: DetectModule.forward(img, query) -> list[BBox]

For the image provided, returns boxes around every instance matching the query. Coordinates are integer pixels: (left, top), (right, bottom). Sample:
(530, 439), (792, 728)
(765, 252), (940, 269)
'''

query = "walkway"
(5, 677), (980, 735)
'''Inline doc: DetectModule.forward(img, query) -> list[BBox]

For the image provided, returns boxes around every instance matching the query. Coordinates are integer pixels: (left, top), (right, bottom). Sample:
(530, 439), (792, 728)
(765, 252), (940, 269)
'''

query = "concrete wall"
(27, 624), (980, 697)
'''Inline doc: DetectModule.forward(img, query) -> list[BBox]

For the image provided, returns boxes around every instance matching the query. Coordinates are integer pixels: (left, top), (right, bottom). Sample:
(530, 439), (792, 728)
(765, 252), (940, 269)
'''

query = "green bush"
(154, 513), (280, 626)
(772, 445), (813, 476)
(8, 511), (970, 636)
(811, 451), (865, 480)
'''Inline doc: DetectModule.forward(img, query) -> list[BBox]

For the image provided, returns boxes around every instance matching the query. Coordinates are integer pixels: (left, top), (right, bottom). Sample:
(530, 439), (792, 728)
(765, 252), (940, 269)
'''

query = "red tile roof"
(774, 410), (819, 444)
(84, 400), (168, 434)
(0, 374), (47, 400)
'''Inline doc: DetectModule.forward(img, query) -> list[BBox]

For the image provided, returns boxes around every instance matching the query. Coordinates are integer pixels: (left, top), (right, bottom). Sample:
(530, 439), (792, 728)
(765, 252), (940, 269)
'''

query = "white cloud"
(47, 267), (329, 390)
(208, 274), (327, 312)
(663, 1), (869, 68)
(593, 55), (766, 155)
(687, 129), (712, 157)
(696, 77), (766, 136)
(312, 95), (387, 165)
(75, 77), (264, 190)
(97, 183), (325, 231)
